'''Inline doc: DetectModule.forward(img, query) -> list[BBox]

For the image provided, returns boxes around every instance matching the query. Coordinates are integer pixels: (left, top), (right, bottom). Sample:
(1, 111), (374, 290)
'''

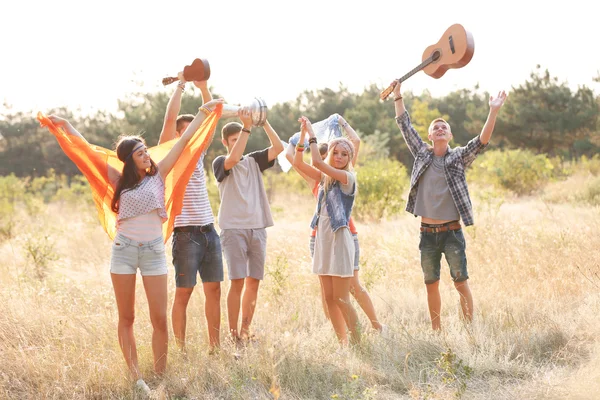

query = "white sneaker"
(136, 379), (152, 396)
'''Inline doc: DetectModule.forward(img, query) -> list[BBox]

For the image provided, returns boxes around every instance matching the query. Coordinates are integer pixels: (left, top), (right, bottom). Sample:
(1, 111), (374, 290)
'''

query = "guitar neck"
(397, 55), (436, 84)
(379, 53), (438, 100)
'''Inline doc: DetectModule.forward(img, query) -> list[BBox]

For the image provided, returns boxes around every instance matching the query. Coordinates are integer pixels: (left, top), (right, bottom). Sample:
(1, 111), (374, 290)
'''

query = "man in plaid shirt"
(392, 81), (507, 330)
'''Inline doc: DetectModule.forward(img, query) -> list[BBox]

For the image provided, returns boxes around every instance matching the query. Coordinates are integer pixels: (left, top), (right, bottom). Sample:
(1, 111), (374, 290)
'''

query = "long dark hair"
(111, 136), (158, 213)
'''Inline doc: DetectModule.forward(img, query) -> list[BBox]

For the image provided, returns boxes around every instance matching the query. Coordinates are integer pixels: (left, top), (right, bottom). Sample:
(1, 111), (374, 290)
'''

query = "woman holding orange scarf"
(43, 98), (222, 393)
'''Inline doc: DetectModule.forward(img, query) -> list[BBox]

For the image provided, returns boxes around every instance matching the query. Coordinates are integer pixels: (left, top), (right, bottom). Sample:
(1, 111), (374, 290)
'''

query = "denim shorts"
(110, 233), (168, 276)
(220, 228), (266, 280)
(172, 225), (224, 287)
(309, 233), (359, 270)
(419, 229), (468, 284)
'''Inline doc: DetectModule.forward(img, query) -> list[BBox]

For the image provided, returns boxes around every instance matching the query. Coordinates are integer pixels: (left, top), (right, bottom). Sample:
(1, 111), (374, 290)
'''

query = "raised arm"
(158, 81), (186, 144)
(223, 107), (253, 171)
(291, 120), (322, 183)
(302, 117), (349, 184)
(338, 115), (360, 166)
(480, 91), (507, 145)
(158, 79), (214, 145)
(194, 80), (213, 103)
(392, 81), (427, 157)
(263, 120), (285, 161)
(461, 90), (507, 167)
(47, 115), (120, 188)
(157, 99), (223, 180)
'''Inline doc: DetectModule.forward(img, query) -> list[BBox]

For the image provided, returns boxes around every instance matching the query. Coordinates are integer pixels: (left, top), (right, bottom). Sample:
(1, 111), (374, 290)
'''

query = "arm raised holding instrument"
(156, 98), (223, 180)
(263, 120), (285, 162)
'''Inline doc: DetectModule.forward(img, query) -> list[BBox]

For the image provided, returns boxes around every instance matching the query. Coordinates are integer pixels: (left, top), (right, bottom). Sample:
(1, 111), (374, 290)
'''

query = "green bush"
(353, 158), (409, 221)
(468, 149), (566, 195)
(0, 174), (27, 240)
(577, 154), (600, 176)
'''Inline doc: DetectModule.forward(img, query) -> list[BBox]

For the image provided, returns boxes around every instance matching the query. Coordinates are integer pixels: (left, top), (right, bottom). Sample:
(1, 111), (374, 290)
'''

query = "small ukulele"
(380, 24), (474, 100)
(162, 58), (211, 86)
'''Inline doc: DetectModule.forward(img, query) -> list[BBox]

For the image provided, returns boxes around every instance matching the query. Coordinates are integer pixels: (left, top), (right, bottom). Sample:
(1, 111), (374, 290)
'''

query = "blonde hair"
(322, 137), (355, 192)
(428, 118), (451, 134)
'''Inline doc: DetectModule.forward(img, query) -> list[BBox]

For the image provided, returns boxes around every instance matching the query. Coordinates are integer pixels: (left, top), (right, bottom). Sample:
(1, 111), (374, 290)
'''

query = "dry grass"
(1, 195), (599, 399)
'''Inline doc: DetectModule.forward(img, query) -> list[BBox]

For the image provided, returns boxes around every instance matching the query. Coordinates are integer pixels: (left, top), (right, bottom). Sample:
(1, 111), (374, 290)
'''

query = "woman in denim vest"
(46, 98), (222, 394)
(293, 116), (360, 345)
(284, 118), (385, 336)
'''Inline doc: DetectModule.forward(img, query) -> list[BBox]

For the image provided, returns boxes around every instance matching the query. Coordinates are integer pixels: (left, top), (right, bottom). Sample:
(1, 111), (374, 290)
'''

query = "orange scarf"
(37, 104), (222, 243)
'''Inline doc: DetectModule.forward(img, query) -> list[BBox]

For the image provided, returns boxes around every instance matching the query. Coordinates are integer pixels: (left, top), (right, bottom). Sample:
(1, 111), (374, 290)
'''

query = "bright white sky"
(1, 0), (598, 117)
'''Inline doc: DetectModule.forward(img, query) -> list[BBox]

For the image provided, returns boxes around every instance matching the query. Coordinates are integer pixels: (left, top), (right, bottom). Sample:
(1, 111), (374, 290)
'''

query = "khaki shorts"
(220, 228), (267, 280)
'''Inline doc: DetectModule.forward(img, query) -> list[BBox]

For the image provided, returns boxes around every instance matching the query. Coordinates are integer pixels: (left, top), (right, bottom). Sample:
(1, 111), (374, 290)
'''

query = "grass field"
(1, 191), (599, 399)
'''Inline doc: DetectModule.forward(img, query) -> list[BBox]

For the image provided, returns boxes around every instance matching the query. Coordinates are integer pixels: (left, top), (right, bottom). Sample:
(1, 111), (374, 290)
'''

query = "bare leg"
(349, 271), (382, 331)
(332, 276), (360, 344)
(426, 280), (442, 331)
(227, 279), (244, 340)
(142, 274), (168, 375)
(203, 281), (222, 349)
(454, 280), (473, 323)
(172, 287), (194, 351)
(111, 273), (141, 380)
(240, 277), (260, 341)
(320, 276), (348, 345)
(319, 278), (331, 320)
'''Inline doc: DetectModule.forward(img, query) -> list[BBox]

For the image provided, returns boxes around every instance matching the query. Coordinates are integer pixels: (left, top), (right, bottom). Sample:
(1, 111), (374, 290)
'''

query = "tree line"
(1, 65), (598, 178)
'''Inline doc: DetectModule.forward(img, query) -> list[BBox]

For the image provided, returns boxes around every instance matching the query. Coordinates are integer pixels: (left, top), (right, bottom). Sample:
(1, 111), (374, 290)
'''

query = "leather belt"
(420, 221), (461, 233)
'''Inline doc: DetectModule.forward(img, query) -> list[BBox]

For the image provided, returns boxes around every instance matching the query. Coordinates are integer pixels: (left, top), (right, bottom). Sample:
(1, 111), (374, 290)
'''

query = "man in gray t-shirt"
(392, 80), (507, 331)
(212, 107), (283, 343)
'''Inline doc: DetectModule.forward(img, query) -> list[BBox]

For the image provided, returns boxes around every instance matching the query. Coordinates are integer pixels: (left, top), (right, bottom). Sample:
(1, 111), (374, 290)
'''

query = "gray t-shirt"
(212, 148), (275, 229)
(414, 155), (460, 221)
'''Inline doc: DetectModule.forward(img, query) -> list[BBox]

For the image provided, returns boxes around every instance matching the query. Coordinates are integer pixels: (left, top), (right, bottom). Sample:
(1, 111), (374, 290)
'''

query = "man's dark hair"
(176, 114), (195, 134)
(221, 122), (243, 141)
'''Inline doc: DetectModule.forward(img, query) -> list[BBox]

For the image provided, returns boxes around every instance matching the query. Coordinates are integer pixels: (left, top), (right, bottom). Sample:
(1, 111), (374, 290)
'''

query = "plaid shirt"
(395, 111), (488, 226)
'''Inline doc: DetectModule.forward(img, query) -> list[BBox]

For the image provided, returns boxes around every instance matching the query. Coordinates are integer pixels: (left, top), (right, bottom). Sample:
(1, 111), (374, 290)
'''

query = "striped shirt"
(174, 153), (215, 227)
(395, 111), (488, 226)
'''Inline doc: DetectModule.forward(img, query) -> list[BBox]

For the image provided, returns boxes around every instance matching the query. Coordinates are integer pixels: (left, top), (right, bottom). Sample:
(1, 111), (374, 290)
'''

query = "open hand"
(489, 91), (508, 111)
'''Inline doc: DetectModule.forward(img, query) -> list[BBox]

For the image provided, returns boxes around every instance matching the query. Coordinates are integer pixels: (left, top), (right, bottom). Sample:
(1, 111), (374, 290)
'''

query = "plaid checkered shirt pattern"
(395, 111), (488, 226)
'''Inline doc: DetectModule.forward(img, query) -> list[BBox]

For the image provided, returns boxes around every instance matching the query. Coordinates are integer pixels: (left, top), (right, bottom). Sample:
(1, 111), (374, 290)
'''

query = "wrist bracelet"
(241, 128), (251, 134)
(198, 106), (211, 116)
(296, 146), (305, 152)
(308, 137), (317, 145)
(394, 96), (403, 102)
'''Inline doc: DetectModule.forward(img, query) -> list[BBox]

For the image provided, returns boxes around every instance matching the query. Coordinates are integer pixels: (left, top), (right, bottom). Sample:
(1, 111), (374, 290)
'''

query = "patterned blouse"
(117, 173), (167, 222)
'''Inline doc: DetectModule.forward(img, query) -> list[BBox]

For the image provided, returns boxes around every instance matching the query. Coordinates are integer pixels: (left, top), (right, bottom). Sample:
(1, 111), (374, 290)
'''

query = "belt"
(420, 221), (461, 233)
(174, 224), (214, 234)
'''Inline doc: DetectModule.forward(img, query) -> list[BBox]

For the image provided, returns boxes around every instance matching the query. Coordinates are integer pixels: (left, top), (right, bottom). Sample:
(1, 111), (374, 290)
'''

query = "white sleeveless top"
(117, 173), (168, 223)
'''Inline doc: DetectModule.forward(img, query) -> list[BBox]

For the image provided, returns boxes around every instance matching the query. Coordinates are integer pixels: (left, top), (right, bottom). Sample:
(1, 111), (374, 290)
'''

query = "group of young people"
(46, 74), (506, 392)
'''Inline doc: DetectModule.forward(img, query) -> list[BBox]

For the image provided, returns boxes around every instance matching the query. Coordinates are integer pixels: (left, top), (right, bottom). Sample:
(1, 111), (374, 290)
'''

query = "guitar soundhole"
(432, 50), (441, 62)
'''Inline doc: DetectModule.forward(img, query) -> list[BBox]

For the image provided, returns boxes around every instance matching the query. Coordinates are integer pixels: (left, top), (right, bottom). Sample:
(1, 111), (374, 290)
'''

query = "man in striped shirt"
(392, 80), (507, 330)
(158, 79), (223, 352)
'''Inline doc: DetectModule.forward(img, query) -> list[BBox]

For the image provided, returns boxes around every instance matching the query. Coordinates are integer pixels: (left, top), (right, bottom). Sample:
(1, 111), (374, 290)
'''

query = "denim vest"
(310, 179), (355, 232)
